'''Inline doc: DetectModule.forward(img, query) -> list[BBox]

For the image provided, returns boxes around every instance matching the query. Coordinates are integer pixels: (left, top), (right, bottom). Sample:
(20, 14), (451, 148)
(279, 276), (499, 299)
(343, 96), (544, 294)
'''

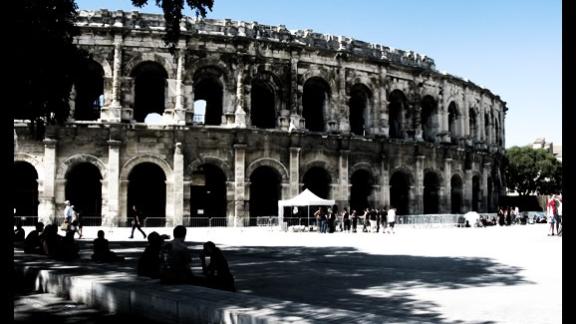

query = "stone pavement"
(14, 224), (562, 323)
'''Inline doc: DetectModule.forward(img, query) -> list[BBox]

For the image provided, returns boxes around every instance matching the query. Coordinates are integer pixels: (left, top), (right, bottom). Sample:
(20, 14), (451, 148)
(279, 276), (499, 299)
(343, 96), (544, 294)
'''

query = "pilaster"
(234, 144), (247, 224)
(289, 147), (301, 197)
(38, 139), (57, 224)
(172, 143), (184, 226)
(105, 139), (121, 226)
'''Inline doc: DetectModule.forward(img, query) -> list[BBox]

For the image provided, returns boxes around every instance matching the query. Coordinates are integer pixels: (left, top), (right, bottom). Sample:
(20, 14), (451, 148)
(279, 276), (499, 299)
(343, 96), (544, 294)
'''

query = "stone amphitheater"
(13, 10), (507, 227)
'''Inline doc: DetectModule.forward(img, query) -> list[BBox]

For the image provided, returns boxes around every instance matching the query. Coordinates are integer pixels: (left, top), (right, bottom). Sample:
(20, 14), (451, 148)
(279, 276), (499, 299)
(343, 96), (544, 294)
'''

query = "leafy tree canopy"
(505, 146), (562, 196)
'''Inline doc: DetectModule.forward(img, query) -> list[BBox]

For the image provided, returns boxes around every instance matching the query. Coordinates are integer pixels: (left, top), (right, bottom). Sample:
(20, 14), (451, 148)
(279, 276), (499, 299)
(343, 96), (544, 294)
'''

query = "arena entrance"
(194, 77), (223, 126)
(390, 171), (410, 215)
(451, 175), (463, 213)
(472, 175), (480, 212)
(349, 84), (370, 136)
(127, 163), (166, 226)
(189, 164), (227, 225)
(65, 163), (102, 225)
(350, 169), (373, 213)
(388, 90), (406, 139)
(249, 166), (281, 225)
(423, 172), (440, 214)
(302, 167), (331, 199)
(14, 162), (39, 222)
(74, 59), (104, 121)
(250, 80), (276, 129)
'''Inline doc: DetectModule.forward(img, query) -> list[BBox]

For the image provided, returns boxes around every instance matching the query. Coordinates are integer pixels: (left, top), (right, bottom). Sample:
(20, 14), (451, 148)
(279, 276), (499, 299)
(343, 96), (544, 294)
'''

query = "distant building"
(532, 138), (562, 162)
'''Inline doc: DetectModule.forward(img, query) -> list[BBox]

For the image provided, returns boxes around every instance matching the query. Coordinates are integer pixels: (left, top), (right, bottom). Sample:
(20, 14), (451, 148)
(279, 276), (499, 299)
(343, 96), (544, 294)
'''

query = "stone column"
(38, 139), (57, 225)
(105, 139), (121, 226)
(482, 162), (491, 213)
(234, 144), (247, 224)
(289, 57), (303, 129)
(289, 147), (301, 197)
(172, 143), (184, 226)
(413, 103), (423, 141)
(464, 169), (473, 212)
(172, 48), (186, 125)
(462, 88), (469, 139)
(234, 66), (247, 127)
(479, 100), (485, 143)
(101, 34), (123, 122)
(415, 155), (425, 213)
(444, 158), (452, 213)
(379, 66), (389, 137)
(338, 150), (349, 207)
(440, 80), (451, 143)
(380, 156), (390, 208)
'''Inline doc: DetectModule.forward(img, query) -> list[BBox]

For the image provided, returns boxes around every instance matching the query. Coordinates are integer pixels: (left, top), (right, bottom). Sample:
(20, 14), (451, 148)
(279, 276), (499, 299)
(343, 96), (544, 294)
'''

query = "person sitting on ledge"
(160, 225), (202, 285)
(137, 231), (169, 278)
(200, 241), (236, 292)
(24, 222), (45, 254)
(92, 230), (124, 262)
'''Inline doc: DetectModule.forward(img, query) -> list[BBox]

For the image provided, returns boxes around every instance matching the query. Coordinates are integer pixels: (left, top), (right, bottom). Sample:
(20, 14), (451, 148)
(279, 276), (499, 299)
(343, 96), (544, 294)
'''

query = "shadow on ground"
(15, 240), (529, 323)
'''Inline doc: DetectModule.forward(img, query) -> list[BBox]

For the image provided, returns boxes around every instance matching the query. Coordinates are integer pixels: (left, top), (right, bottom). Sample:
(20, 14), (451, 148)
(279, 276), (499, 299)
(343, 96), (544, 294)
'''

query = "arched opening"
(469, 109), (478, 141)
(14, 162), (39, 217)
(249, 166), (281, 221)
(472, 175), (480, 212)
(132, 62), (168, 122)
(303, 167), (331, 199)
(390, 171), (410, 215)
(190, 164), (227, 221)
(485, 113), (490, 143)
(65, 163), (102, 224)
(349, 84), (370, 136)
(350, 169), (373, 213)
(194, 67), (225, 126)
(128, 163), (166, 226)
(303, 77), (330, 132)
(250, 80), (276, 129)
(421, 95), (438, 142)
(388, 90), (406, 139)
(451, 175), (463, 213)
(448, 102), (459, 142)
(423, 171), (440, 214)
(495, 121), (501, 146)
(74, 59), (104, 121)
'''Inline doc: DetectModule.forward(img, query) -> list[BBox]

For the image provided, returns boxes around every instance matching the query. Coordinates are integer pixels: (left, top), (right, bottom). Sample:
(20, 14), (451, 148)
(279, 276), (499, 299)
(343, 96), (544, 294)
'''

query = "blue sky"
(76, 0), (562, 148)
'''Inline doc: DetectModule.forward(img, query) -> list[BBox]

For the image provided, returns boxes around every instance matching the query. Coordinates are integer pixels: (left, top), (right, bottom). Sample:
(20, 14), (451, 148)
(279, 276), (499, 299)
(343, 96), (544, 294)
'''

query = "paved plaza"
(14, 224), (561, 323)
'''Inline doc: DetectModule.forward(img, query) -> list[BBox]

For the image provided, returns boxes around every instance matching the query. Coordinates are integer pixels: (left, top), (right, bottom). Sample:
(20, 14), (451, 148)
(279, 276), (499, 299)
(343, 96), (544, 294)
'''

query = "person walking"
(129, 205), (147, 239)
(386, 207), (397, 234)
(63, 200), (74, 231)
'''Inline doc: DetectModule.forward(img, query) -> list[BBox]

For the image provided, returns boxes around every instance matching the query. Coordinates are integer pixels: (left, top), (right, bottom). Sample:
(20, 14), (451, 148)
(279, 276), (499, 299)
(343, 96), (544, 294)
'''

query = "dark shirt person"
(92, 230), (124, 262)
(137, 231), (168, 278)
(200, 241), (236, 292)
(24, 222), (45, 254)
(14, 223), (25, 244)
(161, 225), (198, 285)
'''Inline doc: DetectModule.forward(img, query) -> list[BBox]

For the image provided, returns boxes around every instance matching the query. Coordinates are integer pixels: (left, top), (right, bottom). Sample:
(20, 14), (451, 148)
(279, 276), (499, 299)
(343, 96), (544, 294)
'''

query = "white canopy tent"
(278, 189), (336, 228)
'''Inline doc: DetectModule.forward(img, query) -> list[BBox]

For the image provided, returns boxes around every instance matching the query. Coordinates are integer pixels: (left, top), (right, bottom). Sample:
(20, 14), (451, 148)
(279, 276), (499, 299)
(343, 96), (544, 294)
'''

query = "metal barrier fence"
(13, 216), (39, 227)
(143, 217), (167, 227)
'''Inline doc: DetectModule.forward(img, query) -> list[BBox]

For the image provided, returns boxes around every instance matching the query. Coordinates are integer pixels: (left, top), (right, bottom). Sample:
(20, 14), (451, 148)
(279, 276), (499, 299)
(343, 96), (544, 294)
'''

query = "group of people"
(15, 217), (236, 293)
(310, 206), (397, 234)
(546, 194), (562, 236)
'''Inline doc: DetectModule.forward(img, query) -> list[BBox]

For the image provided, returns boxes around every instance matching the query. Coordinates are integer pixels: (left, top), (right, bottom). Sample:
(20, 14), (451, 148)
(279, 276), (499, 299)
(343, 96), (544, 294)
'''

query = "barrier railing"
(13, 216), (39, 227)
(143, 217), (167, 227)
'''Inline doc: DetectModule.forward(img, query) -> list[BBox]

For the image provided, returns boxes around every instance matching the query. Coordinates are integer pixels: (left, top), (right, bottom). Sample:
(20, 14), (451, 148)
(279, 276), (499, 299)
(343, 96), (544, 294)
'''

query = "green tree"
(14, 0), (213, 136)
(505, 146), (562, 196)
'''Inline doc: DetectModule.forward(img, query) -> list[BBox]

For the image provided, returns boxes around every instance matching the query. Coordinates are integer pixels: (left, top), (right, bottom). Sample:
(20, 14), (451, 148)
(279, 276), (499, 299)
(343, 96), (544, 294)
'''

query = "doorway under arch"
(390, 171), (411, 215)
(302, 167), (331, 199)
(451, 175), (463, 214)
(350, 169), (374, 213)
(189, 164), (227, 221)
(128, 163), (166, 226)
(423, 172), (440, 214)
(65, 163), (102, 225)
(14, 162), (39, 217)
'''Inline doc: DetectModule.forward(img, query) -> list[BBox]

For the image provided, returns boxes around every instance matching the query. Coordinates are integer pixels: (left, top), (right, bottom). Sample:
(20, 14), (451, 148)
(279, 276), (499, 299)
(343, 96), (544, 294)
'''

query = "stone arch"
(389, 167), (414, 215)
(130, 61), (169, 122)
(120, 155), (172, 180)
(421, 95), (439, 142)
(300, 160), (338, 184)
(125, 53), (176, 79)
(303, 76), (331, 132)
(423, 169), (442, 214)
(192, 65), (228, 126)
(74, 58), (105, 121)
(249, 70), (284, 129)
(348, 83), (373, 136)
(349, 162), (378, 182)
(388, 89), (407, 139)
(247, 158), (289, 182)
(14, 153), (44, 182)
(349, 167), (376, 213)
(448, 101), (460, 141)
(302, 164), (333, 199)
(469, 106), (479, 140)
(472, 172), (481, 212)
(186, 156), (232, 181)
(14, 161), (40, 217)
(187, 59), (232, 85)
(65, 162), (103, 219)
(450, 174), (464, 213)
(57, 154), (107, 180)
(249, 165), (282, 218)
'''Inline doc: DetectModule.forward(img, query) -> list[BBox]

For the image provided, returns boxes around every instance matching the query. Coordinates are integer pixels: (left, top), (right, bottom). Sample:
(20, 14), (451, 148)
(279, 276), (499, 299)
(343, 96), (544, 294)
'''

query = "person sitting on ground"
(14, 223), (25, 244)
(24, 222), (45, 254)
(199, 241), (236, 292)
(137, 231), (169, 278)
(92, 230), (124, 262)
(160, 225), (199, 285)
